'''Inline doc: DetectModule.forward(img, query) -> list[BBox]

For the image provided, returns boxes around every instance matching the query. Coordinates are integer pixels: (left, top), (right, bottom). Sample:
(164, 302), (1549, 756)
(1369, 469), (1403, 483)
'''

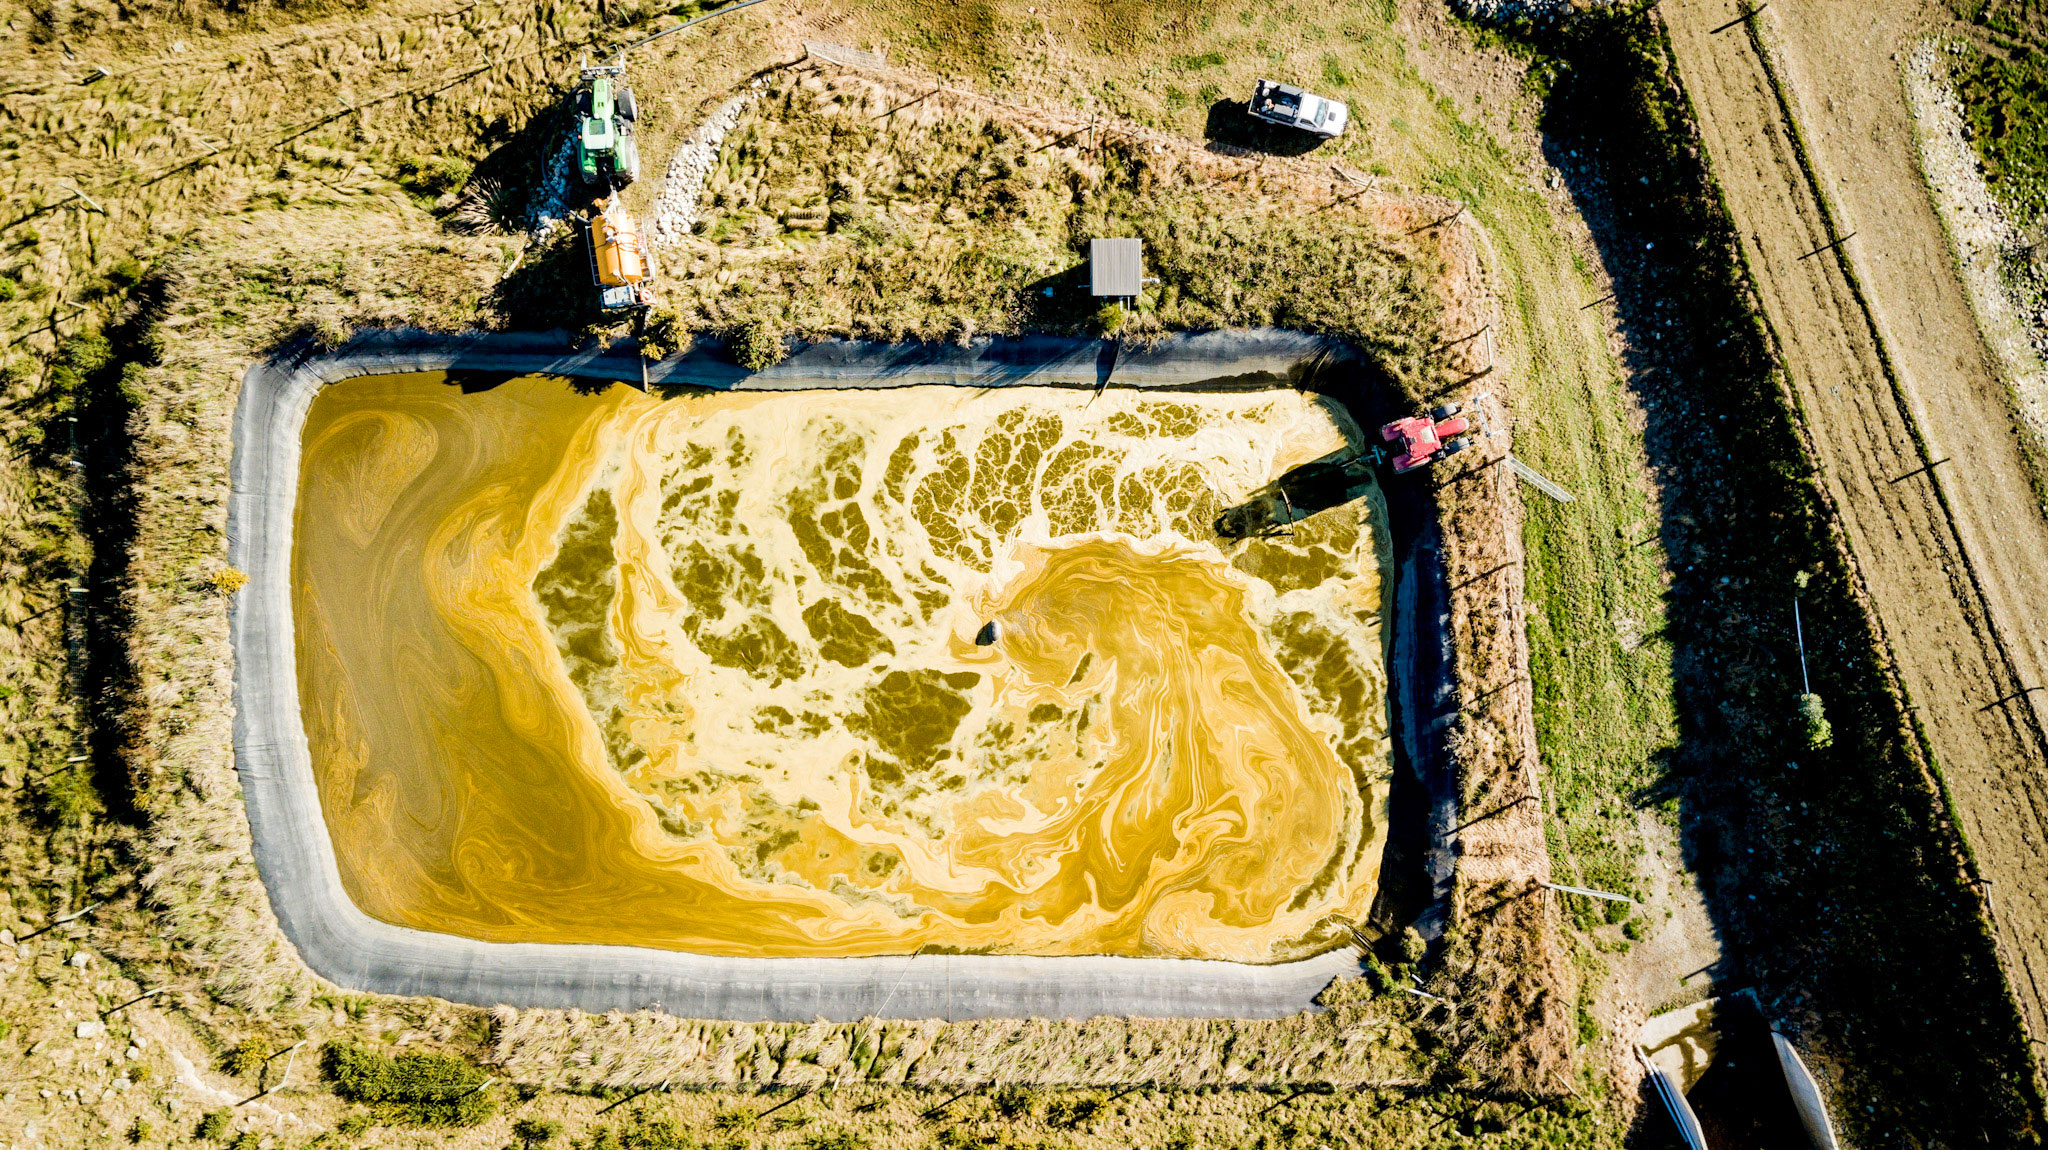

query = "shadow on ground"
(1203, 99), (1330, 157)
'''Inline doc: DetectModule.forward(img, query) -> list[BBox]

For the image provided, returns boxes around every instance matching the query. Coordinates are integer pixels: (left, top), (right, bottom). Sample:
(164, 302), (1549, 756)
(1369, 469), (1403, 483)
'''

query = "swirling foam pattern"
(294, 374), (1392, 961)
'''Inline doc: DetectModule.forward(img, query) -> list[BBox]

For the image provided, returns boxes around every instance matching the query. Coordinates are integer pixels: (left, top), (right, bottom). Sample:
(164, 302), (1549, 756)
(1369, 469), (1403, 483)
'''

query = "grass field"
(0, 0), (2037, 1144)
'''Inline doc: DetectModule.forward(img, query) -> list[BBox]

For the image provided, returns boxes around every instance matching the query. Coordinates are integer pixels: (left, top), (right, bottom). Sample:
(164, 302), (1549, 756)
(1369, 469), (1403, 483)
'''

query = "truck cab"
(1248, 78), (1350, 139)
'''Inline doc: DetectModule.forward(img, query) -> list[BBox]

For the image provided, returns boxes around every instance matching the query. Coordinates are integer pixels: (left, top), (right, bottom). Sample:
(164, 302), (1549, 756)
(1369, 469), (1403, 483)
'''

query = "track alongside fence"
(1667, 0), (2048, 1074)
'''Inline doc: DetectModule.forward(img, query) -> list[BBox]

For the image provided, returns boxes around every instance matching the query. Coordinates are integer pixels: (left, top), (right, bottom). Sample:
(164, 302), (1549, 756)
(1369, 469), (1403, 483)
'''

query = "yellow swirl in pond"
(293, 373), (1393, 961)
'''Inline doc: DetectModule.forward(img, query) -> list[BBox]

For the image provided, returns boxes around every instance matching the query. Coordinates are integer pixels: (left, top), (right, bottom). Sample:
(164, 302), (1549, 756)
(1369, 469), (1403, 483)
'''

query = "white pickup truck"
(1248, 78), (1350, 139)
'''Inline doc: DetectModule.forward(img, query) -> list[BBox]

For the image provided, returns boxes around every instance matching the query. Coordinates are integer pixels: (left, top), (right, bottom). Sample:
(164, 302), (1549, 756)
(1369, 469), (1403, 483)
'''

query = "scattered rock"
(77, 1020), (105, 1039)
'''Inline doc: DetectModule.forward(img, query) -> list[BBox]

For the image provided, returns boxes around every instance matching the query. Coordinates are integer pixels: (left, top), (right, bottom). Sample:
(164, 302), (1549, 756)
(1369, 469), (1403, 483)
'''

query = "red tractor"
(1380, 403), (1476, 474)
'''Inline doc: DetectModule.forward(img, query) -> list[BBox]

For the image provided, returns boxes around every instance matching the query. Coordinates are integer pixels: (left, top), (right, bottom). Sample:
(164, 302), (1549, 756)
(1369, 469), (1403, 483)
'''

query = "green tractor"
(574, 55), (640, 190)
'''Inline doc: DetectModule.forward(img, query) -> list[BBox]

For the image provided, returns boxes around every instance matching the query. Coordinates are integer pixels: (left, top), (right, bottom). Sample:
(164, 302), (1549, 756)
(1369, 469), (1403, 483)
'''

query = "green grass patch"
(320, 1041), (497, 1128)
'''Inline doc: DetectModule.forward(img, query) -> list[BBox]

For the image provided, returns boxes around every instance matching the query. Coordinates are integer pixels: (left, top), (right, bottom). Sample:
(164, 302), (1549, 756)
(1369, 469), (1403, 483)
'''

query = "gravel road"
(1667, 0), (2048, 1066)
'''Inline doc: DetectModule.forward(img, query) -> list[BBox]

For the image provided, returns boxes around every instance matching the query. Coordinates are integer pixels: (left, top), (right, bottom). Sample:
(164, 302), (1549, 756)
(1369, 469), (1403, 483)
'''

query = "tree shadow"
(1202, 99), (1330, 158)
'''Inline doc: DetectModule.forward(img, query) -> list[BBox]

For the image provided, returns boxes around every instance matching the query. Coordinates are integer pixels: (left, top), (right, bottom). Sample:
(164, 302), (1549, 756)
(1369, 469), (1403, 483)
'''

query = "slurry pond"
(293, 372), (1392, 961)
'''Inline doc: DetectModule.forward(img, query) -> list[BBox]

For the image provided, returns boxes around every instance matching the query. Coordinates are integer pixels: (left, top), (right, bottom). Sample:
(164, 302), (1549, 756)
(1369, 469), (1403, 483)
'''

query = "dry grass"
(636, 65), (1445, 377)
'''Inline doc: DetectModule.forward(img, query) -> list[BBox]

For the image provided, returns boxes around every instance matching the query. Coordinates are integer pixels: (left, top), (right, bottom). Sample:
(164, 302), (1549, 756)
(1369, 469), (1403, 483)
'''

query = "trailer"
(587, 196), (652, 311)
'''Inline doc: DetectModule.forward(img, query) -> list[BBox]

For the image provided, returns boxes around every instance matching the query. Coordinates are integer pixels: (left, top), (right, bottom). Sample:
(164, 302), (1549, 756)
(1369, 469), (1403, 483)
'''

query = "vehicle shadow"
(1203, 99), (1329, 158)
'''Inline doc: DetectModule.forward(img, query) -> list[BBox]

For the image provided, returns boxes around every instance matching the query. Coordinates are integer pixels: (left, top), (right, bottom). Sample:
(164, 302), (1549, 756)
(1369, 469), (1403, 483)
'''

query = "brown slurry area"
(1667, 0), (2048, 1068)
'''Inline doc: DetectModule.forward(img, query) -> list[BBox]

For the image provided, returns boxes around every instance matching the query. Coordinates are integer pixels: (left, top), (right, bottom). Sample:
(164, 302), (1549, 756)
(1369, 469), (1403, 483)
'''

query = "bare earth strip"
(1666, 0), (2048, 1066)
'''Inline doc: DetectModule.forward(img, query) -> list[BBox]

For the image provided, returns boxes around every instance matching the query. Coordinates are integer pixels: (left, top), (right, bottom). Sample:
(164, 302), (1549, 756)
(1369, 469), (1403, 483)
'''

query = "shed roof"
(1090, 237), (1143, 297)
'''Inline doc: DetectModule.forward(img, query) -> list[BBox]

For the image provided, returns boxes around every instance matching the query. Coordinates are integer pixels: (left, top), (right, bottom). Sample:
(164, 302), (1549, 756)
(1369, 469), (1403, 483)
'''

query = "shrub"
(320, 1041), (496, 1127)
(992, 1086), (1035, 1119)
(446, 175), (523, 236)
(395, 155), (474, 196)
(106, 257), (145, 289)
(228, 1133), (260, 1150)
(117, 362), (149, 406)
(1045, 1093), (1102, 1128)
(1395, 926), (1427, 965)
(209, 567), (250, 596)
(1798, 693), (1832, 750)
(728, 318), (788, 372)
(576, 1110), (695, 1149)
(804, 1131), (868, 1150)
(640, 307), (692, 360)
(514, 1116), (564, 1146)
(1092, 301), (1128, 336)
(219, 1036), (271, 1077)
(195, 1109), (231, 1140)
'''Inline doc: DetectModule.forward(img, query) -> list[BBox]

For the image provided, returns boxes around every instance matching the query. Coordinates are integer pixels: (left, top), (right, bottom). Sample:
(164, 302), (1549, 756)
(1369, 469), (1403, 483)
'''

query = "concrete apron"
(228, 327), (1384, 1021)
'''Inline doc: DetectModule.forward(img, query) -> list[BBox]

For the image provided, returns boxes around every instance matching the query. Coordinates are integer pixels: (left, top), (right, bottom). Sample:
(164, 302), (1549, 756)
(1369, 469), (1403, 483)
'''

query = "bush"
(1045, 1093), (1102, 1128)
(208, 567), (249, 596)
(219, 1037), (271, 1077)
(106, 257), (145, 289)
(117, 362), (149, 406)
(1092, 301), (1128, 336)
(514, 1116), (564, 1146)
(1798, 692), (1833, 750)
(991, 1086), (1035, 1119)
(395, 155), (474, 196)
(1395, 925), (1427, 965)
(195, 1109), (231, 1140)
(640, 307), (692, 360)
(728, 318), (788, 372)
(576, 1110), (695, 1149)
(320, 1041), (496, 1127)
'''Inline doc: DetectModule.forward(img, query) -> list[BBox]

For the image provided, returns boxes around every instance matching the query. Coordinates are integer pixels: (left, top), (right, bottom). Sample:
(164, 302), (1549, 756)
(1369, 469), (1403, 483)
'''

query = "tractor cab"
(574, 58), (640, 189)
(1380, 403), (1477, 474)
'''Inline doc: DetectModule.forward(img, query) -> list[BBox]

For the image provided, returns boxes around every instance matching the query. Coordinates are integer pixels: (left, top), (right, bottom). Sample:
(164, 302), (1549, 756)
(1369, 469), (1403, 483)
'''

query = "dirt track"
(1667, 0), (2048, 1067)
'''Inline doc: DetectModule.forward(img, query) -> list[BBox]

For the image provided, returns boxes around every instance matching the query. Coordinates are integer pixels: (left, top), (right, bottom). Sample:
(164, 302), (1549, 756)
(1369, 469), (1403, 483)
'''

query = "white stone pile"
(652, 77), (770, 249)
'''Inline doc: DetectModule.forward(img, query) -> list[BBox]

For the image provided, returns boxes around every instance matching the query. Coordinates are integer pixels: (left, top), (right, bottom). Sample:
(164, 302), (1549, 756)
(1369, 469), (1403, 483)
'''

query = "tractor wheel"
(1430, 401), (1462, 421)
(618, 87), (639, 122)
(1442, 435), (1472, 456)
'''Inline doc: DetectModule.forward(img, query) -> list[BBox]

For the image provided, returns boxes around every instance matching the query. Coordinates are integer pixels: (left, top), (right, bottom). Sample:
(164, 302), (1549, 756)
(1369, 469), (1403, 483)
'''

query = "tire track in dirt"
(1666, 0), (2048, 1070)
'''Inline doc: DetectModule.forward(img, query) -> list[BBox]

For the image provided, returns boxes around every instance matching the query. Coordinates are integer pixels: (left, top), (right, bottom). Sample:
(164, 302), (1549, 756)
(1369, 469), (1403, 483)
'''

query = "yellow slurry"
(293, 374), (1392, 961)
